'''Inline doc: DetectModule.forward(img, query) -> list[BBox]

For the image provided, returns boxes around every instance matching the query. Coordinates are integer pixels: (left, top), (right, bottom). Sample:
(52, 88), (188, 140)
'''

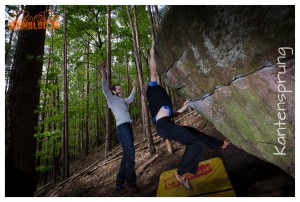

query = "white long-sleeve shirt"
(102, 79), (136, 126)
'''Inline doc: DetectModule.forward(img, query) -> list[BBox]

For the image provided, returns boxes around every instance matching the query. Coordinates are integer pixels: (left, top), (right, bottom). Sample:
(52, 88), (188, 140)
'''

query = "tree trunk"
(126, 6), (155, 155)
(80, 80), (85, 153)
(154, 5), (160, 29)
(81, 114), (84, 152)
(55, 76), (61, 178)
(43, 136), (49, 185)
(96, 115), (101, 147)
(125, 56), (132, 114)
(62, 5), (69, 180)
(133, 8), (142, 65)
(105, 5), (113, 155)
(48, 30), (58, 182)
(95, 69), (101, 147)
(147, 5), (156, 42)
(84, 40), (90, 156)
(36, 35), (53, 185)
(5, 5), (47, 196)
(52, 79), (58, 181)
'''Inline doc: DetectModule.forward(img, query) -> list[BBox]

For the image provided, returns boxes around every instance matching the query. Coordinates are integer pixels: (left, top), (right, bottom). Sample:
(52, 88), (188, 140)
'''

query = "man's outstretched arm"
(99, 61), (112, 99)
(98, 61), (107, 81)
(125, 80), (137, 104)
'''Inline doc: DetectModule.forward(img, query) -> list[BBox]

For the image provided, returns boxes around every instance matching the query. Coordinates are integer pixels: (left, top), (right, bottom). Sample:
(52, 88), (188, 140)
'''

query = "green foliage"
(36, 165), (53, 173)
(22, 5), (155, 177)
(131, 107), (140, 118)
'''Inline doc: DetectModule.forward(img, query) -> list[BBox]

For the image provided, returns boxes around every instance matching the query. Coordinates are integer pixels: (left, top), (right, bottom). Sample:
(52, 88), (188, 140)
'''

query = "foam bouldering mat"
(156, 157), (235, 197)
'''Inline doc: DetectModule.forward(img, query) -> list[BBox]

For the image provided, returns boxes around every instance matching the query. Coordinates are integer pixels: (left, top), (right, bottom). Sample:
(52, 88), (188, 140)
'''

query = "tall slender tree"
(84, 40), (90, 156)
(147, 6), (156, 42)
(126, 6), (155, 155)
(95, 67), (101, 147)
(5, 5), (47, 196)
(52, 79), (58, 181)
(36, 44), (52, 185)
(62, 5), (69, 180)
(154, 5), (160, 29)
(105, 5), (113, 155)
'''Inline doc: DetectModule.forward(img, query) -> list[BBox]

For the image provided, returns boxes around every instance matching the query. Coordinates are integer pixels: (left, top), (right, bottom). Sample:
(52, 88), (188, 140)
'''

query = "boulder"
(155, 6), (295, 176)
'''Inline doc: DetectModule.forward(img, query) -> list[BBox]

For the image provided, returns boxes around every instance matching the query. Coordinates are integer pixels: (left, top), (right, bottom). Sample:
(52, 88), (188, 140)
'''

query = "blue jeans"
(116, 122), (136, 184)
(156, 117), (223, 175)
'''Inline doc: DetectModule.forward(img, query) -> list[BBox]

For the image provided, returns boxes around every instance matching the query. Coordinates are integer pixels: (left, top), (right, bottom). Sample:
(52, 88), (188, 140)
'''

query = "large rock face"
(155, 6), (295, 176)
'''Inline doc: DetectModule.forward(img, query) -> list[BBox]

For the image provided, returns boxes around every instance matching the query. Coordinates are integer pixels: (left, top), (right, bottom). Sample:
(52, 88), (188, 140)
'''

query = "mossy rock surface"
(156, 6), (295, 176)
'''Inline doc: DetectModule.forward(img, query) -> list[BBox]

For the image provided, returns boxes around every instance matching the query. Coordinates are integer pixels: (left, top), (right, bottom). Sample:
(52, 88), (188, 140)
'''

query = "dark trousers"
(156, 117), (223, 175)
(116, 122), (136, 184)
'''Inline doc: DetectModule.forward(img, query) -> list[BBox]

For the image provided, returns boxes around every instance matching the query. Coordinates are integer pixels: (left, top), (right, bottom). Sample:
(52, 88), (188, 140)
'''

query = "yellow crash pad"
(156, 157), (235, 197)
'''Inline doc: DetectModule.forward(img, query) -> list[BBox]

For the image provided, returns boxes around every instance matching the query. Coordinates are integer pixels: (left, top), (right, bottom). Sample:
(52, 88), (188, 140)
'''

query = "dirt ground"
(35, 111), (295, 197)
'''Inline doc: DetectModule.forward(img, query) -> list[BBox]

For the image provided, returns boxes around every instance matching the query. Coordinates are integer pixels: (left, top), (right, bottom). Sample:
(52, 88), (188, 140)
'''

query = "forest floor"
(35, 110), (295, 197)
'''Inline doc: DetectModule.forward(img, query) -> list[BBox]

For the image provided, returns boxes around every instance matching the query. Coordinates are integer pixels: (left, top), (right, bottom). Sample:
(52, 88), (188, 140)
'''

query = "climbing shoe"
(175, 172), (193, 191)
(123, 183), (141, 193)
(115, 179), (125, 191)
(115, 183), (125, 191)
